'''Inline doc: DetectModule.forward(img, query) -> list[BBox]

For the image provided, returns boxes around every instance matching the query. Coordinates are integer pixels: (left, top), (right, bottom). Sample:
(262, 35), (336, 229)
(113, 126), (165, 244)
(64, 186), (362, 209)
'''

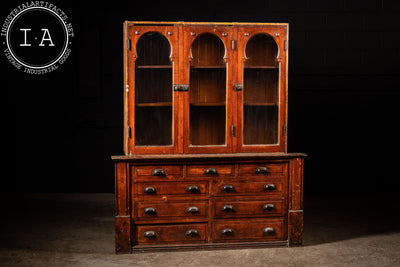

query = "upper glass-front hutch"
(124, 22), (288, 154)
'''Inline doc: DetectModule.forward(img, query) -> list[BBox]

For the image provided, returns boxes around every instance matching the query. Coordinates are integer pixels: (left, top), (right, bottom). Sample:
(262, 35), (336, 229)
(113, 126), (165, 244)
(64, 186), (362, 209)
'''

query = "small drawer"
(213, 219), (285, 242)
(213, 198), (285, 218)
(134, 165), (183, 179)
(238, 163), (287, 177)
(187, 165), (234, 177)
(136, 224), (207, 244)
(136, 201), (208, 220)
(135, 181), (208, 196)
(213, 179), (285, 196)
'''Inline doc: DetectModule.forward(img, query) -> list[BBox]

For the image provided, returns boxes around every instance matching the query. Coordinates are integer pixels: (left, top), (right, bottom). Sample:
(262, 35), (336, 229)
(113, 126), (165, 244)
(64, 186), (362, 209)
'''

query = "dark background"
(3, 0), (400, 195)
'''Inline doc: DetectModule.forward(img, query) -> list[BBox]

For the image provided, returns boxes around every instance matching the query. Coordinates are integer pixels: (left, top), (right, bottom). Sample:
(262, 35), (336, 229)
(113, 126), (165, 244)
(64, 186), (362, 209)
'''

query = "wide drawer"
(213, 198), (285, 218)
(187, 164), (234, 177)
(135, 201), (208, 220)
(238, 163), (287, 177)
(133, 165), (183, 179)
(135, 181), (208, 196)
(213, 219), (285, 242)
(136, 224), (207, 244)
(213, 179), (285, 196)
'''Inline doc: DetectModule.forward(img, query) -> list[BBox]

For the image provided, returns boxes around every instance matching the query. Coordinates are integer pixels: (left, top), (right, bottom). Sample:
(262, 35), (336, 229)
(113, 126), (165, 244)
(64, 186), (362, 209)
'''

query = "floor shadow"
(303, 195), (400, 246)
(1, 194), (399, 253)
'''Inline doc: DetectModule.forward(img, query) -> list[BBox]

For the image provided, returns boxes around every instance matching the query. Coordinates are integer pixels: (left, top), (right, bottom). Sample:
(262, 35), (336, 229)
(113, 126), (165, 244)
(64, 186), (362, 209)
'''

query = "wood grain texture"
(116, 21), (305, 253)
(288, 210), (303, 246)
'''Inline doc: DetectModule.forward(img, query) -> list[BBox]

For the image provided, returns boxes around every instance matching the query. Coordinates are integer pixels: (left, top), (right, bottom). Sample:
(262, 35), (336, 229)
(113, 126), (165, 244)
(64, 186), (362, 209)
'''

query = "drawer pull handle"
(143, 231), (157, 239)
(221, 205), (235, 212)
(264, 184), (276, 191)
(263, 227), (275, 234)
(263, 203), (275, 211)
(143, 186), (157, 194)
(186, 206), (200, 214)
(204, 168), (218, 175)
(221, 228), (234, 235)
(256, 167), (269, 174)
(221, 185), (235, 193)
(152, 169), (166, 176)
(186, 185), (200, 193)
(144, 207), (157, 215)
(185, 229), (199, 237)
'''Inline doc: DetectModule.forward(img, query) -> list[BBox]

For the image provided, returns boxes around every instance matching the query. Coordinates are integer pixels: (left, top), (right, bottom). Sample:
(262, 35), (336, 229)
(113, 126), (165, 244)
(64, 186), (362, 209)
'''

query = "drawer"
(238, 163), (287, 177)
(135, 181), (208, 196)
(213, 179), (285, 196)
(187, 164), (234, 177)
(134, 165), (183, 179)
(213, 219), (285, 242)
(136, 224), (207, 244)
(213, 198), (285, 218)
(136, 201), (208, 220)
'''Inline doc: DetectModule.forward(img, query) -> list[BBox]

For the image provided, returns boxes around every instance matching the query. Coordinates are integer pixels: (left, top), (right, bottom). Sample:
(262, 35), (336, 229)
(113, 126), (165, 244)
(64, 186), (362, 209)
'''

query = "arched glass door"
(134, 32), (173, 146)
(189, 33), (227, 146)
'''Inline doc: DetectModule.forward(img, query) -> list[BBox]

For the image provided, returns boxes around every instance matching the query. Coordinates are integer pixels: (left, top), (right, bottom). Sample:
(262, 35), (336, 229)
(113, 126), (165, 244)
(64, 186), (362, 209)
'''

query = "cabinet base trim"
(132, 240), (288, 253)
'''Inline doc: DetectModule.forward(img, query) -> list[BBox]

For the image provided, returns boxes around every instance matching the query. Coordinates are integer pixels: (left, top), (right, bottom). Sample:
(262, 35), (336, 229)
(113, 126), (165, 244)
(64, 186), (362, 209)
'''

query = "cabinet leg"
(115, 215), (131, 253)
(288, 210), (303, 246)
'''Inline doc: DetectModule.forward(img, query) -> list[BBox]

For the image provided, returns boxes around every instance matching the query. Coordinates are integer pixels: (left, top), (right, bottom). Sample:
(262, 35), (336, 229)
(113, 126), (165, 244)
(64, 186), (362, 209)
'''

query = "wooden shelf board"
(191, 65), (226, 69)
(190, 103), (226, 106)
(244, 66), (278, 69)
(136, 65), (172, 69)
(244, 103), (278, 106)
(136, 102), (172, 107)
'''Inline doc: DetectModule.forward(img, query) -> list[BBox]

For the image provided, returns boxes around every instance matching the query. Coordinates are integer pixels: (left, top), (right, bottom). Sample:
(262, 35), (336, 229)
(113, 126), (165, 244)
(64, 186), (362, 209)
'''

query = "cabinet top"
(124, 21), (289, 27)
(112, 153), (306, 162)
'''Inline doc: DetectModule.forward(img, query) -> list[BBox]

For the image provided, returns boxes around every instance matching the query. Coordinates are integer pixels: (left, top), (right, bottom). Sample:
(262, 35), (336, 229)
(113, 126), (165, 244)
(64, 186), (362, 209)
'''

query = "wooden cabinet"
(113, 21), (306, 253)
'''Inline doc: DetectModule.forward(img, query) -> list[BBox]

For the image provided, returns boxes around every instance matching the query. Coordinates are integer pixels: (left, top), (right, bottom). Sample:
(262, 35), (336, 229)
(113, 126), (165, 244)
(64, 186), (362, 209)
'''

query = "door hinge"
(231, 125), (235, 137)
(232, 40), (236, 51)
(128, 126), (132, 138)
(284, 40), (287, 51)
(128, 39), (131, 50)
(283, 124), (287, 136)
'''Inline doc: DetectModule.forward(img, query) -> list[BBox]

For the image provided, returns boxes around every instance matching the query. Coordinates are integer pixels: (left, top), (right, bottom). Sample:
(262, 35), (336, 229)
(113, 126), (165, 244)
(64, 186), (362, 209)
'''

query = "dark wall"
(3, 0), (400, 194)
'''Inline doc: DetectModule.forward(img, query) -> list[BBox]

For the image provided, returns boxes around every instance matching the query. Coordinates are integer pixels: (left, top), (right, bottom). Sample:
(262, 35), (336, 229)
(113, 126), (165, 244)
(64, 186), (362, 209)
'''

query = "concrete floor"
(0, 194), (399, 267)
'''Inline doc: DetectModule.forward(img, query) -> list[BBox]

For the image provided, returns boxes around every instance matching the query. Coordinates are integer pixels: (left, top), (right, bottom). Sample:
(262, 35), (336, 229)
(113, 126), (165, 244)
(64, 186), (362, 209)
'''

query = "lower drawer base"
(132, 240), (289, 253)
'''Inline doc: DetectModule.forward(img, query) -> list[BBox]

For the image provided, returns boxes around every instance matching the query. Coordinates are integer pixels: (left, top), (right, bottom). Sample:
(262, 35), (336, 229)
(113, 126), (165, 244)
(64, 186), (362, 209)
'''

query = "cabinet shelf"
(244, 66), (278, 69)
(136, 102), (172, 107)
(244, 103), (278, 106)
(136, 65), (172, 69)
(191, 65), (226, 69)
(190, 102), (226, 106)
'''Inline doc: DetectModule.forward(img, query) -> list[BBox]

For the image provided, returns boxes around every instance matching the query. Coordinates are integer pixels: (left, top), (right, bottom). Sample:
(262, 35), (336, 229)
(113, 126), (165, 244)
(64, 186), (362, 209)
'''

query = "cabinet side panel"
(115, 161), (132, 253)
(288, 157), (304, 246)
(288, 210), (303, 246)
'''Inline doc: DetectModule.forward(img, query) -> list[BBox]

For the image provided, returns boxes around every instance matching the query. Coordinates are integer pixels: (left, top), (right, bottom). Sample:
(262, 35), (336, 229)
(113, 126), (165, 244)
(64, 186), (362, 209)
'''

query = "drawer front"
(213, 219), (285, 242)
(187, 165), (234, 177)
(136, 224), (207, 244)
(135, 181), (208, 196)
(238, 163), (287, 177)
(134, 165), (183, 179)
(213, 179), (285, 196)
(136, 202), (208, 219)
(213, 198), (285, 218)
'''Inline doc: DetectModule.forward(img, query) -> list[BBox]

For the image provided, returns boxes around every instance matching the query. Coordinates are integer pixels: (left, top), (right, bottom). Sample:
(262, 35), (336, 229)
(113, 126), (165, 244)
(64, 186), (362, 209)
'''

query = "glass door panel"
(243, 34), (279, 145)
(135, 32), (173, 146)
(189, 33), (226, 146)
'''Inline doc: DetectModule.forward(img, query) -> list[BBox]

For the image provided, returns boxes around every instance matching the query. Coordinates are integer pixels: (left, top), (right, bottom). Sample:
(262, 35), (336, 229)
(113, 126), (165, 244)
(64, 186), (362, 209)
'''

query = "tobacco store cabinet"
(112, 21), (306, 253)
